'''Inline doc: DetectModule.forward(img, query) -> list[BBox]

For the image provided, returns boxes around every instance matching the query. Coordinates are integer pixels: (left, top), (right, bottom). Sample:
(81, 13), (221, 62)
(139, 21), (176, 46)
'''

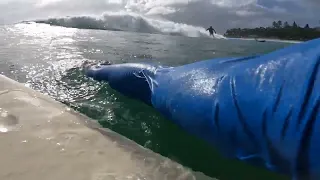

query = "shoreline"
(226, 37), (302, 44)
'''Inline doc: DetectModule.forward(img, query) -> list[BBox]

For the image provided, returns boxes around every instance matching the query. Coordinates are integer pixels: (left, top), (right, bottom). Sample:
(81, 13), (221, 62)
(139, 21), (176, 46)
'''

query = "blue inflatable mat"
(85, 38), (320, 180)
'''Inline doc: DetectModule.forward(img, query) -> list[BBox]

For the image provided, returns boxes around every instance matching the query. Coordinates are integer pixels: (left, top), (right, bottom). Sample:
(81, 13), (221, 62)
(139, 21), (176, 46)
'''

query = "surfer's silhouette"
(206, 26), (216, 37)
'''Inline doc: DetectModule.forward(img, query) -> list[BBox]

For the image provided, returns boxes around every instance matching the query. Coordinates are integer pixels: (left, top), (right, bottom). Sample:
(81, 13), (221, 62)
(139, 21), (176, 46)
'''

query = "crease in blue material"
(85, 38), (320, 180)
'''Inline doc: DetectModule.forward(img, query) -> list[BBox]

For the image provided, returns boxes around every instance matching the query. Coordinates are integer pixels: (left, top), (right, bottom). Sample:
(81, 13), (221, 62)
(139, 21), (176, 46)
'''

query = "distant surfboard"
(255, 38), (266, 42)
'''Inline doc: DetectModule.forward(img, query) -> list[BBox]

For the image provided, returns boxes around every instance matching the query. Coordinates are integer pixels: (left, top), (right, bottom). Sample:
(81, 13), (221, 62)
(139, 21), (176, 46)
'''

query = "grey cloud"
(0, 0), (123, 24)
(160, 2), (278, 32)
(36, 0), (124, 14)
(0, 1), (38, 24)
(305, 0), (320, 5)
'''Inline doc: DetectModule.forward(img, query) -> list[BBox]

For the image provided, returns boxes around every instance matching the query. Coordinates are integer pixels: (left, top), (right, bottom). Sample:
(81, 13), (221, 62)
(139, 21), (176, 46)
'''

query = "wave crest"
(34, 12), (226, 38)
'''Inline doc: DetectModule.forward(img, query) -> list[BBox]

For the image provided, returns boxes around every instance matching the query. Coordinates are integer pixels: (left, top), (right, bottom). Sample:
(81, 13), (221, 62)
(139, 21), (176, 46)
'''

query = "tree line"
(224, 21), (320, 41)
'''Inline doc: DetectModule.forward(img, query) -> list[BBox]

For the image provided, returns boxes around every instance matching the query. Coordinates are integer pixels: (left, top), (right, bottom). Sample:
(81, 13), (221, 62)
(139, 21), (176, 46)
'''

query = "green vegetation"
(224, 21), (320, 41)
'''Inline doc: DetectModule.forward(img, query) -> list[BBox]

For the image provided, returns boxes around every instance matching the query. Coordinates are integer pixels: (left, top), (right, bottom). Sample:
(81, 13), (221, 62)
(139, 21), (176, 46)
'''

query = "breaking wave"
(33, 12), (226, 39)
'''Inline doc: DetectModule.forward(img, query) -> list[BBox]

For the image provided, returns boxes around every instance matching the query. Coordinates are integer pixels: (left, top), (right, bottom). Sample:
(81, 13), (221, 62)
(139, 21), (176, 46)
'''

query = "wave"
(33, 12), (226, 39)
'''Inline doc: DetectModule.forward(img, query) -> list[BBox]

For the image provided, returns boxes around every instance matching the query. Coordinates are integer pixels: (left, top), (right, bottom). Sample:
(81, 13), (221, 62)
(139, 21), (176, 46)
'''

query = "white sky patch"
(270, 6), (287, 13)
(145, 6), (176, 15)
(108, 0), (122, 4)
(211, 0), (257, 7)
(235, 10), (259, 17)
(124, 0), (188, 14)
(35, 0), (63, 7)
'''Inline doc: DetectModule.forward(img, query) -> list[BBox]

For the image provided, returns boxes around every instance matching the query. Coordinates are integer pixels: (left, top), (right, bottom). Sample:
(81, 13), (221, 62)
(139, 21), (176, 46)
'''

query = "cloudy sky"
(0, 0), (319, 32)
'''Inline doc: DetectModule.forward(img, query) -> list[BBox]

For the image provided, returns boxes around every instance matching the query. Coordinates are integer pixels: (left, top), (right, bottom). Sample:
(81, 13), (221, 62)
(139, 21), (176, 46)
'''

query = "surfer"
(206, 26), (216, 37)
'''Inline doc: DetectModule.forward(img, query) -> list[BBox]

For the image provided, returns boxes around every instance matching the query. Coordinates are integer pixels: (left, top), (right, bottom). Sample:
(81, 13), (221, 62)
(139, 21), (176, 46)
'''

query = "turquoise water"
(0, 23), (292, 180)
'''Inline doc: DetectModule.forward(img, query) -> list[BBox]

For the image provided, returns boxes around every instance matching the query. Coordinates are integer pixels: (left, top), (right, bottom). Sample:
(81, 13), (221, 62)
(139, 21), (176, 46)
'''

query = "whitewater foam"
(33, 11), (226, 39)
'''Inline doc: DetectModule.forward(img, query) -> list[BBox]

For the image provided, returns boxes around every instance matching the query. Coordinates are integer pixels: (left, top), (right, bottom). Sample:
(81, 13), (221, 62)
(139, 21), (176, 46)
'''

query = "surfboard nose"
(83, 60), (113, 80)
(83, 60), (112, 68)
(100, 61), (112, 65)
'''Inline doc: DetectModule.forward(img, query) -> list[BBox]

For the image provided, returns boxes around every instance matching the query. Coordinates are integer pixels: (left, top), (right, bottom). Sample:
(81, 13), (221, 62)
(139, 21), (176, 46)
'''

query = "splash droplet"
(1, 111), (8, 117)
(0, 127), (8, 133)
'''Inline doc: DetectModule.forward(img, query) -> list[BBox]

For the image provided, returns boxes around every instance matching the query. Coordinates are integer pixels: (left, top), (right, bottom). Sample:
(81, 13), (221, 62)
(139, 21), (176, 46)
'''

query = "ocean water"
(0, 23), (293, 180)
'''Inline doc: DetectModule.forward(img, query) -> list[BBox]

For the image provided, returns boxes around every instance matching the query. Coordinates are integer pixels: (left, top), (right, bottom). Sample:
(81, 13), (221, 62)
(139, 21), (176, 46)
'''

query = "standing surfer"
(206, 26), (216, 37)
